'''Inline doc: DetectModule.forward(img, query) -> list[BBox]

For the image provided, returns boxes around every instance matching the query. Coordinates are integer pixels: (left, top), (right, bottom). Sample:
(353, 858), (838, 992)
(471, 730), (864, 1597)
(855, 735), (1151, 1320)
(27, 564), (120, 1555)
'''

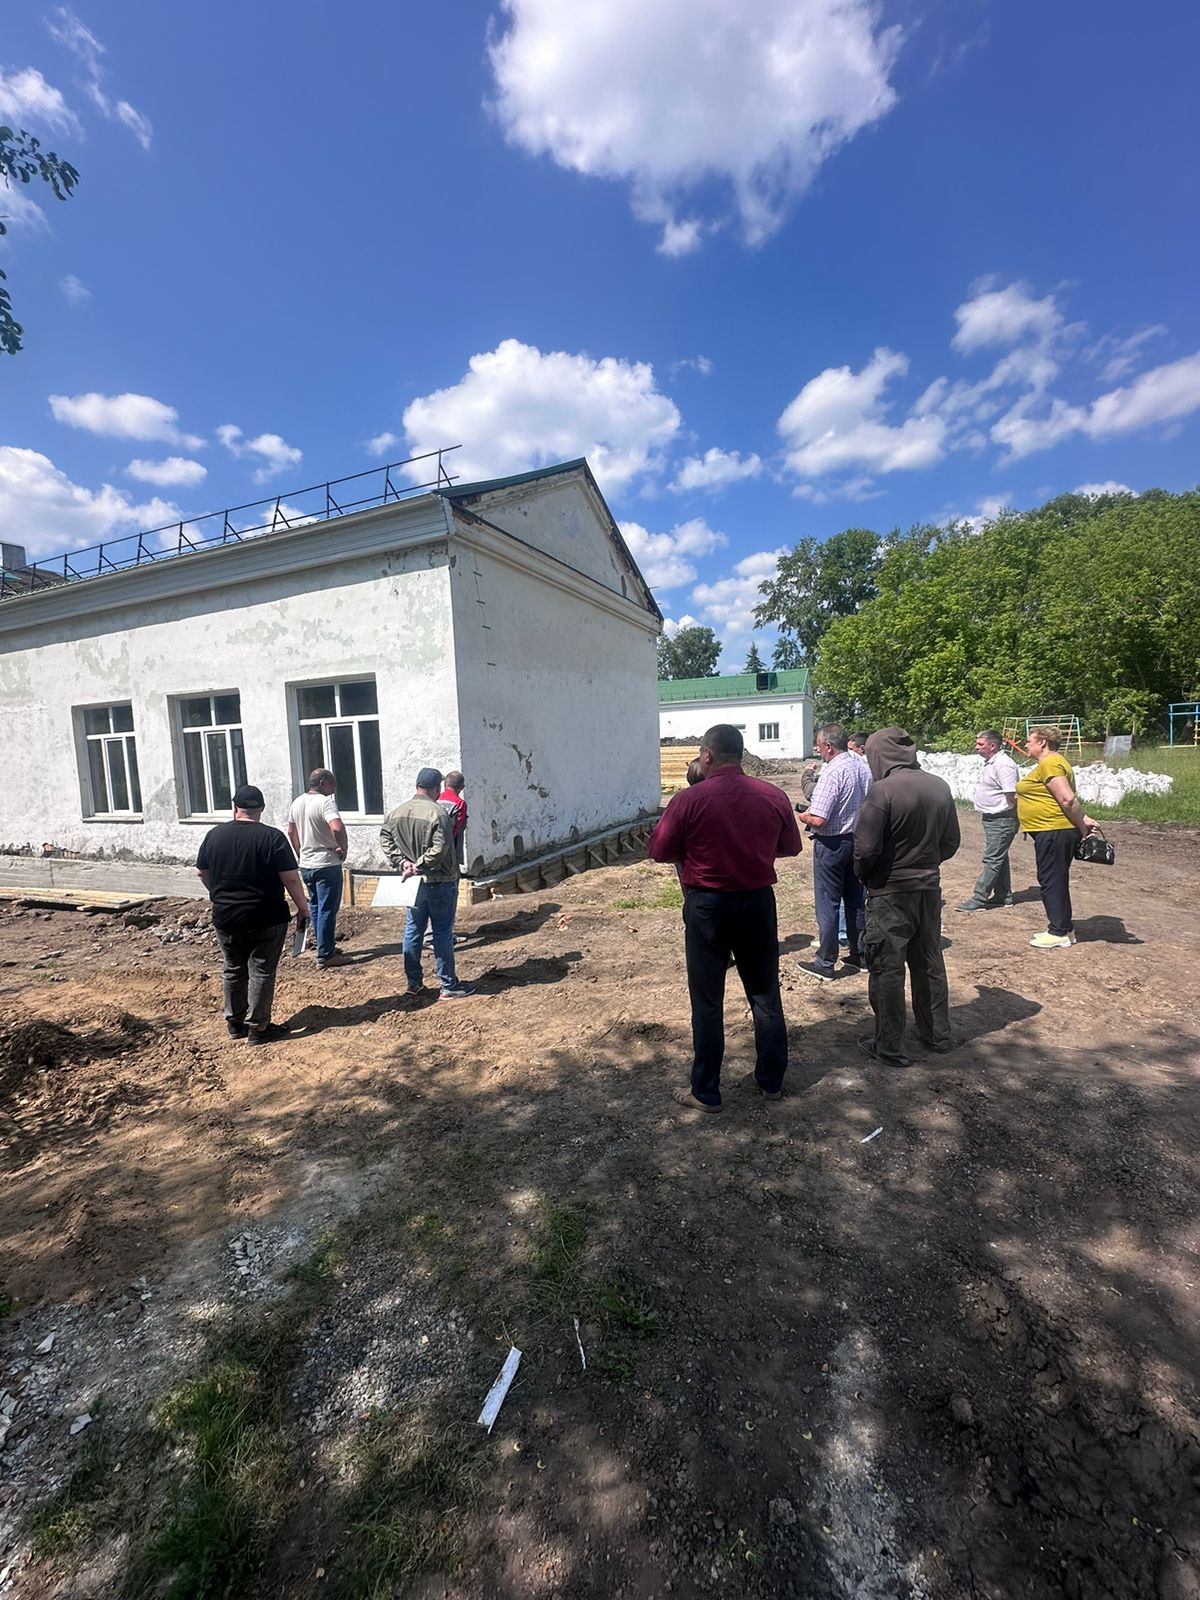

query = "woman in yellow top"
(1015, 727), (1099, 949)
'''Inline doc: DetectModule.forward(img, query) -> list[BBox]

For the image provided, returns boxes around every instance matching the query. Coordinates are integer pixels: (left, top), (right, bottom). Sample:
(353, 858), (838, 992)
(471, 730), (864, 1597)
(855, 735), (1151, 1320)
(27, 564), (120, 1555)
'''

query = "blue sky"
(2, 0), (1198, 664)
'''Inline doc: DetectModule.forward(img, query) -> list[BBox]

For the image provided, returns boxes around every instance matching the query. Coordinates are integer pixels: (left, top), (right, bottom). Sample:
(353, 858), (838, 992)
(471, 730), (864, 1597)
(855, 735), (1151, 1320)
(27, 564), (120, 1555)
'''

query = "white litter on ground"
(860, 1127), (884, 1145)
(477, 1346), (521, 1433)
(917, 751), (1172, 805)
(573, 1316), (587, 1370)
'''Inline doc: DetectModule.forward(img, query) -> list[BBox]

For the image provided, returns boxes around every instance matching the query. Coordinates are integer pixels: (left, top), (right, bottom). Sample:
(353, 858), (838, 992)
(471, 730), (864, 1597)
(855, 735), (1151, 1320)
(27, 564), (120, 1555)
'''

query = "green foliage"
(1, 125), (81, 356)
(814, 490), (1200, 742)
(743, 641), (765, 673)
(755, 527), (881, 666)
(657, 624), (721, 680)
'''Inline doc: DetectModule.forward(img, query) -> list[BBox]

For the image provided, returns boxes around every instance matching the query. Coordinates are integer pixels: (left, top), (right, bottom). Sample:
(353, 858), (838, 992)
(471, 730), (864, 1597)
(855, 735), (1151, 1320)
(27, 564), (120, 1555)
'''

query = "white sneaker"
(1029, 930), (1077, 949)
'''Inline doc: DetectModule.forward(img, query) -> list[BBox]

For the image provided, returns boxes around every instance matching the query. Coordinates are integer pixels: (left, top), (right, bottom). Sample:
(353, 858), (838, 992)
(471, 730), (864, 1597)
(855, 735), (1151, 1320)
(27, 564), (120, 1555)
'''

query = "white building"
(0, 457), (662, 892)
(658, 669), (813, 760)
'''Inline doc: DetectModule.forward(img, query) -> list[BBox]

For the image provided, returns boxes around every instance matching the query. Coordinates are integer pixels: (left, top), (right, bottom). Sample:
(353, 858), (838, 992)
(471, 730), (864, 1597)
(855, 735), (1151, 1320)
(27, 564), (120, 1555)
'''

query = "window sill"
(83, 815), (145, 824)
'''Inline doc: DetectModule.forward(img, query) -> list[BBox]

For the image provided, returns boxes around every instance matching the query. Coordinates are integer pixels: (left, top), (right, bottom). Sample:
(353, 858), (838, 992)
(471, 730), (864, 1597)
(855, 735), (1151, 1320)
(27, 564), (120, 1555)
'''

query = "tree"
(754, 527), (881, 664)
(743, 642), (764, 674)
(813, 490), (1200, 742)
(1, 126), (80, 356)
(657, 625), (722, 680)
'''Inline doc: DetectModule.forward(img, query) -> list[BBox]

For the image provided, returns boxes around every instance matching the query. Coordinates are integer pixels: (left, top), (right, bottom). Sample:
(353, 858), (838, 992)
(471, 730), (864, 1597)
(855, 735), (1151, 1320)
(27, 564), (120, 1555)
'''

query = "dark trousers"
(813, 834), (864, 970)
(971, 811), (1019, 904)
(1032, 829), (1076, 935)
(865, 891), (951, 1061)
(684, 886), (788, 1105)
(216, 921), (288, 1029)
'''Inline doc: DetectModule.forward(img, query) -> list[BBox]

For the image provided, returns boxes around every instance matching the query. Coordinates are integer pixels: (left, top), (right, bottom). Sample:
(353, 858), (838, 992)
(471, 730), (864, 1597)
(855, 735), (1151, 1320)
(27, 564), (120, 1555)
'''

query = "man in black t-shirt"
(197, 784), (309, 1044)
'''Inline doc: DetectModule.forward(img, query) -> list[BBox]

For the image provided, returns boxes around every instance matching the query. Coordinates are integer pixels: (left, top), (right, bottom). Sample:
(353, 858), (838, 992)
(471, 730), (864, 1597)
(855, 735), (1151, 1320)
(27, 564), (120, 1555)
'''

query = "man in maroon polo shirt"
(649, 723), (803, 1112)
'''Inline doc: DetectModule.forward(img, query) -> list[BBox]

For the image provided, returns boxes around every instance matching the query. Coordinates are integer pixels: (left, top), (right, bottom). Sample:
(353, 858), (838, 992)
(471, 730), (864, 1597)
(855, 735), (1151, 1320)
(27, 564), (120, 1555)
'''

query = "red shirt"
(648, 765), (802, 890)
(438, 788), (468, 840)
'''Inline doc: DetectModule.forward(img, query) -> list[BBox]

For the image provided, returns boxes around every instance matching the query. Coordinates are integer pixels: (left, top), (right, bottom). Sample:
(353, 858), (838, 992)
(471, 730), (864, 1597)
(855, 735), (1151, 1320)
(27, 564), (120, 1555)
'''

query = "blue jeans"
(812, 833), (864, 971)
(300, 865), (343, 960)
(403, 879), (459, 990)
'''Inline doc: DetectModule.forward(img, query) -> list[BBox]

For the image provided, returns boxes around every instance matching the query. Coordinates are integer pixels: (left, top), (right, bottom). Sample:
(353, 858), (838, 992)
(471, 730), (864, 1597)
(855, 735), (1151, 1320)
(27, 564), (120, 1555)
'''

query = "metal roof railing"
(0, 446), (462, 602)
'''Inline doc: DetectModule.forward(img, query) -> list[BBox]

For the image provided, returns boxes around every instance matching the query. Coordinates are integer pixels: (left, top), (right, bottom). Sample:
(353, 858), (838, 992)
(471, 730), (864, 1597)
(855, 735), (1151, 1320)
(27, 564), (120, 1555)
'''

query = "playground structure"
(1168, 702), (1200, 746)
(1001, 714), (1083, 758)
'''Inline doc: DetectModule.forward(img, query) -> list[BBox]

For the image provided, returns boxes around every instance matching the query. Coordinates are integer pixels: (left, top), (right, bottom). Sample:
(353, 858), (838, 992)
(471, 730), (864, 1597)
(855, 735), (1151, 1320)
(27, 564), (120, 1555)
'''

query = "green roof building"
(658, 668), (813, 758)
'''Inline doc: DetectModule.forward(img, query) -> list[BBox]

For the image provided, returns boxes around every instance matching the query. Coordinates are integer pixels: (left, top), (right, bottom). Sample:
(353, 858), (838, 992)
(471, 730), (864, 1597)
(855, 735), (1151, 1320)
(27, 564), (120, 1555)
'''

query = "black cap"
(415, 766), (443, 791)
(233, 784), (266, 810)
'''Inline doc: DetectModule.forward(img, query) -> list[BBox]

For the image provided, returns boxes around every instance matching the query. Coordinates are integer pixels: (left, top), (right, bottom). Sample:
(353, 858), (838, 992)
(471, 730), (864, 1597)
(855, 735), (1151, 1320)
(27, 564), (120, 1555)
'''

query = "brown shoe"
(671, 1084), (722, 1114)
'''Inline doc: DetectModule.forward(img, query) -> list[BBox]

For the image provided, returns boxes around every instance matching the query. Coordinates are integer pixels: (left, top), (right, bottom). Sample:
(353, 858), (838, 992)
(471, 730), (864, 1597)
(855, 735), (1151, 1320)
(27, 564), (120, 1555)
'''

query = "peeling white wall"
(449, 528), (661, 875)
(0, 475), (664, 879)
(0, 545), (459, 865)
(659, 696), (813, 760)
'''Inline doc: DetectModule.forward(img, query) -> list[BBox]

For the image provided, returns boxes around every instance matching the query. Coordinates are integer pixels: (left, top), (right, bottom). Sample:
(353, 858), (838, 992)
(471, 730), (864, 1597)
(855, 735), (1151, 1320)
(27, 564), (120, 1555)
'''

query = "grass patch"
(1091, 746), (1200, 826)
(598, 1278), (661, 1339)
(611, 880), (684, 911)
(0, 1294), (13, 1320)
(123, 1256), (341, 1599)
(532, 1204), (589, 1317)
(282, 1232), (342, 1287)
(31, 1404), (111, 1560)
(340, 1410), (486, 1596)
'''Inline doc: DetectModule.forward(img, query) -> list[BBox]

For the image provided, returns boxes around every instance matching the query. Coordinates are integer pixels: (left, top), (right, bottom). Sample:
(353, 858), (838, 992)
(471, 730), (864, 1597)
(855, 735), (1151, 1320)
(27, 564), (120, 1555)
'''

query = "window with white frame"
(759, 722), (780, 742)
(293, 679), (383, 815)
(78, 703), (143, 816)
(177, 693), (247, 815)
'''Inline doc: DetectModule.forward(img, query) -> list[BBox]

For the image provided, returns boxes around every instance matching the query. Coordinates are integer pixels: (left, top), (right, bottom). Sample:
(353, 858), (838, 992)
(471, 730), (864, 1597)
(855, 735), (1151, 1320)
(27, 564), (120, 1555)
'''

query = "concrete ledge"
(0, 855), (204, 898)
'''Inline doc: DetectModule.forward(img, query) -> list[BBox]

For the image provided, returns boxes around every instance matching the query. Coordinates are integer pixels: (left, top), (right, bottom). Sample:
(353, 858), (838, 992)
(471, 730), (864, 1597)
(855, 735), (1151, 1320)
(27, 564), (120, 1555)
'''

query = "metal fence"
(0, 446), (462, 601)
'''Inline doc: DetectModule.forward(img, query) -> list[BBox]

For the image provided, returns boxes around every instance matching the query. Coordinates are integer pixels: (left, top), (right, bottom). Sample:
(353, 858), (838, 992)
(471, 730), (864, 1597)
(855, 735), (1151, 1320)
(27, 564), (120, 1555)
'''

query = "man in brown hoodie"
(854, 728), (960, 1066)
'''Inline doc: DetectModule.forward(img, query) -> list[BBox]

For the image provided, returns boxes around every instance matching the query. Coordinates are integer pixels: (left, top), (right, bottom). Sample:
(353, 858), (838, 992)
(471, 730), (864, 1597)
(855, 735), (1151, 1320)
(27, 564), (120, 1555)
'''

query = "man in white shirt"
(287, 768), (349, 967)
(956, 730), (1020, 912)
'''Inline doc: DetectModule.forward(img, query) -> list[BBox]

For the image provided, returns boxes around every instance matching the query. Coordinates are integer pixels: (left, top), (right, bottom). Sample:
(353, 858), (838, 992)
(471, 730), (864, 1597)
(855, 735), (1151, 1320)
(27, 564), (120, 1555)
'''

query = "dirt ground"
(2, 779), (1199, 1599)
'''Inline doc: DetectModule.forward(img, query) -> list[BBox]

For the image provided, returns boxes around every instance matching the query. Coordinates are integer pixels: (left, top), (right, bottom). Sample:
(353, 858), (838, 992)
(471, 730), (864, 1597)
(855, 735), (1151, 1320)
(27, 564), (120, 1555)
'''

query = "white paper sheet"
(371, 873), (426, 908)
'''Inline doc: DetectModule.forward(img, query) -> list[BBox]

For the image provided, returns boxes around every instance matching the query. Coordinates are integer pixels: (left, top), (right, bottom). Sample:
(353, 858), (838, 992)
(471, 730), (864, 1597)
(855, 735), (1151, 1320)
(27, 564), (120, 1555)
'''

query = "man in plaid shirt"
(794, 723), (872, 981)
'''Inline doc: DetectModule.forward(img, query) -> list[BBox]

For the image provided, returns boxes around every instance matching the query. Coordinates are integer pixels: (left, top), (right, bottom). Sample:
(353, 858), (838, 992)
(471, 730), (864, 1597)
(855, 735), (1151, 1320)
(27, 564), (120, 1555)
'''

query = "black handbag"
(1074, 828), (1115, 866)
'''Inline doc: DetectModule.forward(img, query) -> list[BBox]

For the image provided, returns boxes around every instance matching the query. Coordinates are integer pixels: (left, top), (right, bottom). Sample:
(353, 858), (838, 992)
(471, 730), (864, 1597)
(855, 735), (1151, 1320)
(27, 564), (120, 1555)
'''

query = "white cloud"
(670, 355), (714, 379)
(661, 612), (701, 638)
(46, 7), (152, 148)
(114, 99), (152, 150)
(126, 456), (207, 488)
(488, 0), (902, 253)
(365, 430), (402, 457)
(778, 347), (945, 478)
(217, 424), (303, 484)
(669, 447), (762, 493)
(0, 444), (180, 560)
(619, 516), (726, 590)
(993, 350), (1200, 459)
(0, 186), (48, 233)
(402, 338), (681, 493)
(690, 547), (786, 640)
(60, 273), (90, 305)
(1075, 480), (1136, 499)
(0, 65), (80, 135)
(951, 280), (1062, 353)
(1087, 325), (1167, 384)
(49, 391), (203, 448)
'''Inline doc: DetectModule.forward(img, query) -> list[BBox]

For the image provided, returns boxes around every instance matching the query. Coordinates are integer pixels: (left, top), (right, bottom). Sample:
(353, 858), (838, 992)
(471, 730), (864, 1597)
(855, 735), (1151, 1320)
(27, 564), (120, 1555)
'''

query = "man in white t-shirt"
(956, 730), (1020, 913)
(287, 768), (349, 968)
